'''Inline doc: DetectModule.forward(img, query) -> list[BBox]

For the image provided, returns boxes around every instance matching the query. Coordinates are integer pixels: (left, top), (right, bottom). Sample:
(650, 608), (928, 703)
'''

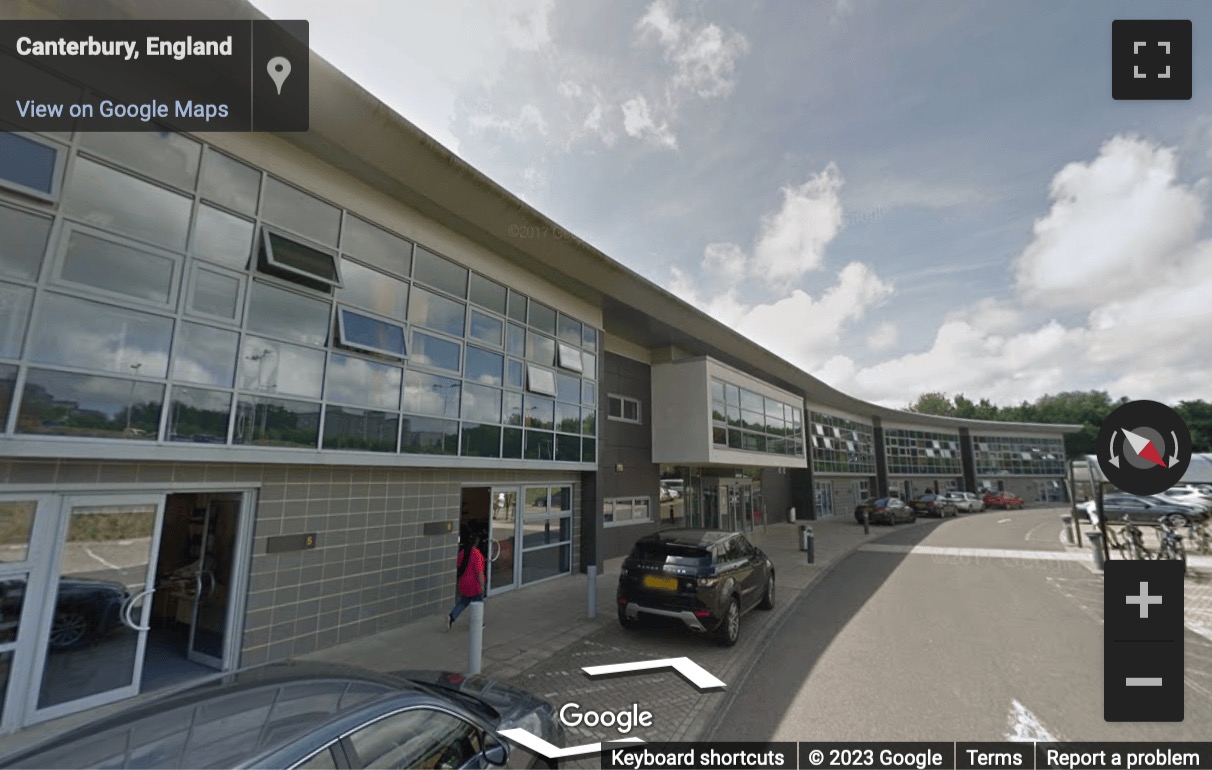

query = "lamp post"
(125, 362), (142, 432)
(246, 348), (274, 438)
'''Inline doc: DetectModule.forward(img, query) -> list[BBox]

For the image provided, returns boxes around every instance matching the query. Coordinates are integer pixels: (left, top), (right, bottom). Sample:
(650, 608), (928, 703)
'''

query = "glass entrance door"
(187, 496), (239, 668)
(29, 495), (165, 722)
(487, 489), (518, 595)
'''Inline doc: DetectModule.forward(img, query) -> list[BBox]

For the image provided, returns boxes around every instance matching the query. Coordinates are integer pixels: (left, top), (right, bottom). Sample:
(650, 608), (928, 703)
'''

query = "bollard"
(587, 565), (597, 620)
(467, 600), (484, 675)
(863, 510), (870, 535)
(804, 526), (815, 564)
(1086, 532), (1105, 572)
(1061, 515), (1075, 545)
(799, 524), (808, 551)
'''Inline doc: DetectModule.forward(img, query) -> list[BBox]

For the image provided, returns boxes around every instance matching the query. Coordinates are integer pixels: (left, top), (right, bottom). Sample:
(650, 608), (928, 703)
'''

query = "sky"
(252, 0), (1212, 410)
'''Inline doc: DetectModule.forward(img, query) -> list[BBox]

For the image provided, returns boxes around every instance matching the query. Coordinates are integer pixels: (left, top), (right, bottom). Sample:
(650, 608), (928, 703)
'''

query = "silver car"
(941, 491), (984, 513)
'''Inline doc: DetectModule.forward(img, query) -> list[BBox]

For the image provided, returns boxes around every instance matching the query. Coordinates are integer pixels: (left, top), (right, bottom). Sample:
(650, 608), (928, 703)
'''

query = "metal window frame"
(0, 131), (66, 203)
(335, 305), (408, 360)
(53, 221), (185, 310)
(525, 364), (556, 397)
(260, 226), (343, 289)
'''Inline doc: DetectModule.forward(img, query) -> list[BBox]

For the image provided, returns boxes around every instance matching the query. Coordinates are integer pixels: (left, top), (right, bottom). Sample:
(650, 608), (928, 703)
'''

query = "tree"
(907, 392), (956, 416)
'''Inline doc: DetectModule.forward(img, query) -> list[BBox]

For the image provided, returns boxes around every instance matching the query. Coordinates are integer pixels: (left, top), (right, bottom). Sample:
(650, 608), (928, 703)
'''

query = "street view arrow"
(582, 656), (727, 692)
(1122, 427), (1166, 467)
(498, 729), (642, 761)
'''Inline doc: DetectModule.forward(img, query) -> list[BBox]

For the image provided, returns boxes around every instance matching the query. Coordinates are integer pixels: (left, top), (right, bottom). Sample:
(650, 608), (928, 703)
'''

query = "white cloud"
(866, 322), (899, 352)
(621, 95), (677, 148)
(468, 104), (549, 138)
(637, 0), (750, 99)
(752, 165), (845, 285)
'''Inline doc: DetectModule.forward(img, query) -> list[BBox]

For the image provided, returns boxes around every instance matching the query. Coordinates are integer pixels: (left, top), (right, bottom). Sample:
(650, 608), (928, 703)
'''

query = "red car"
(982, 492), (1025, 510)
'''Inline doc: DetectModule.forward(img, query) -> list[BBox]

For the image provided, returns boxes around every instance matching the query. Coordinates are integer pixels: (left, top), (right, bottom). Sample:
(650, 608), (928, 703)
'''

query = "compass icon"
(1097, 400), (1192, 495)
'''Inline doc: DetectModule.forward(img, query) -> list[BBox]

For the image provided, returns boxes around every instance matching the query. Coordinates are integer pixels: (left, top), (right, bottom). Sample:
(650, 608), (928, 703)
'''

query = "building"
(0, 0), (1077, 733)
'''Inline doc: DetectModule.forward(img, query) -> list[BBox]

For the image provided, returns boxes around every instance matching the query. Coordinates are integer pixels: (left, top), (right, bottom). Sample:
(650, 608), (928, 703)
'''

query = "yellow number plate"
(643, 575), (678, 591)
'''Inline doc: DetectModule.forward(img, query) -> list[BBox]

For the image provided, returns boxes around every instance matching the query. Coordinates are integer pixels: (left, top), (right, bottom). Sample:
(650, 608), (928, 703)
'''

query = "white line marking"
(1005, 699), (1057, 742)
(1126, 678), (1163, 686)
(998, 518), (1012, 524)
(858, 543), (1212, 567)
(582, 657), (726, 690)
(83, 546), (122, 571)
(499, 728), (643, 760)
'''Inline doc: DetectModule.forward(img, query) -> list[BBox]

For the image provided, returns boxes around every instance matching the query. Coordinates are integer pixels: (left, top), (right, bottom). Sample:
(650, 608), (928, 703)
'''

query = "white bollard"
(468, 600), (484, 675)
(587, 565), (597, 619)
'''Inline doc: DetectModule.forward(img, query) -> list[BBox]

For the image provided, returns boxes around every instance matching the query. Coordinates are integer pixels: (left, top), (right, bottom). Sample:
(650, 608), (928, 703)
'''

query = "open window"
(526, 364), (557, 397)
(0, 131), (65, 202)
(556, 342), (583, 373)
(258, 227), (342, 291)
(336, 306), (408, 360)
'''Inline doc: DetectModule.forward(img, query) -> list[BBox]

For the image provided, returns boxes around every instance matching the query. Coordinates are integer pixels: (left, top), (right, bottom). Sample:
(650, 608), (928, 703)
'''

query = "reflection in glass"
(63, 158), (191, 251)
(582, 352), (596, 380)
(400, 416), (457, 455)
(167, 386), (231, 444)
(582, 437), (596, 463)
(502, 428), (522, 458)
(410, 331), (460, 373)
(337, 308), (407, 358)
(521, 517), (571, 549)
(469, 273), (506, 314)
(413, 247), (467, 298)
(199, 150), (260, 216)
(342, 217), (412, 275)
(0, 281), (33, 358)
(557, 314), (581, 346)
(0, 204), (52, 281)
(461, 383), (501, 423)
(466, 346), (503, 386)
(469, 311), (503, 348)
(337, 260), (408, 320)
(582, 409), (595, 436)
(524, 396), (554, 429)
(557, 344), (583, 373)
(260, 230), (341, 287)
(408, 287), (465, 337)
(555, 402), (579, 434)
(555, 433), (580, 462)
(0, 583), (24, 643)
(582, 325), (597, 351)
(403, 370), (460, 418)
(526, 365), (556, 397)
(0, 133), (58, 195)
(506, 323), (524, 356)
(504, 391), (522, 426)
(525, 332), (554, 366)
(323, 406), (398, 452)
(524, 487), (549, 515)
(233, 395), (320, 447)
(17, 369), (163, 439)
(238, 336), (325, 400)
(189, 267), (242, 321)
(521, 544), (571, 585)
(507, 290), (526, 323)
(191, 205), (255, 270)
(260, 177), (341, 247)
(0, 501), (35, 563)
(60, 229), (176, 305)
(556, 373), (578, 404)
(528, 302), (555, 334)
(507, 359), (523, 389)
(0, 363), (15, 429)
(461, 423), (501, 458)
(581, 381), (596, 407)
(524, 431), (553, 461)
(30, 294), (172, 378)
(246, 282), (330, 346)
(172, 322), (238, 387)
(488, 489), (517, 592)
(326, 354), (402, 410)
(78, 132), (201, 190)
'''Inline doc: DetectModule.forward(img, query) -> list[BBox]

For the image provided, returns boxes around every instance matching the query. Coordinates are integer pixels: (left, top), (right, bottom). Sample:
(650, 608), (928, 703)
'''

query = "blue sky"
(253, 0), (1212, 409)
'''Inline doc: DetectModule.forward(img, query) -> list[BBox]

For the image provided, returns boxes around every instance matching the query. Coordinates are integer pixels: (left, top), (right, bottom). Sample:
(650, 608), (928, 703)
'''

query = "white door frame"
(0, 494), (53, 735)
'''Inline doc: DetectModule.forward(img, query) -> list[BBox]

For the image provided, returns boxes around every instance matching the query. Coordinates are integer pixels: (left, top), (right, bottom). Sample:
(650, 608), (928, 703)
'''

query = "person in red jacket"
(447, 532), (487, 630)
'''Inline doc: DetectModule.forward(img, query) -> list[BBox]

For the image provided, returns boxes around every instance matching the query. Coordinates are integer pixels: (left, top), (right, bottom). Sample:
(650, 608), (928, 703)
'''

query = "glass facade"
(884, 428), (963, 475)
(0, 131), (599, 463)
(710, 378), (804, 457)
(808, 411), (876, 474)
(972, 435), (1066, 476)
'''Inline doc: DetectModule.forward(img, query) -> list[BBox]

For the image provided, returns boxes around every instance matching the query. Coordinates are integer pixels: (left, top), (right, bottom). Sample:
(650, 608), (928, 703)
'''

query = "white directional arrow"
(1170, 431), (1182, 467)
(582, 657), (726, 691)
(1109, 432), (1121, 468)
(499, 729), (643, 761)
(1123, 427), (1151, 456)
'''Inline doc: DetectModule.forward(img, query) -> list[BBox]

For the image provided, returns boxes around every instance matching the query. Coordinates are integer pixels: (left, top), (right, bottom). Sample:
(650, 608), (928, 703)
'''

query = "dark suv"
(616, 529), (775, 647)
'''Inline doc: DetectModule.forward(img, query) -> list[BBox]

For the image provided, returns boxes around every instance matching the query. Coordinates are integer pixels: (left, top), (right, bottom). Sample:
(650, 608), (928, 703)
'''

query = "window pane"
(325, 353), (402, 410)
(582, 352), (596, 380)
(503, 427), (522, 458)
(408, 286), (465, 337)
(582, 409), (595, 435)
(526, 365), (556, 397)
(581, 380), (596, 407)
(172, 322), (238, 387)
(78, 132), (201, 190)
(63, 158), (191, 251)
(246, 282), (330, 346)
(528, 301), (556, 334)
(402, 370), (460, 418)
(167, 386), (231, 444)
(336, 260), (408, 320)
(506, 323), (525, 356)
(461, 423), (501, 457)
(556, 343), (583, 373)
(233, 395), (320, 448)
(239, 336), (325, 399)
(189, 266), (242, 321)
(461, 383), (501, 423)
(524, 395), (554, 429)
(555, 401), (580, 433)
(17, 368), (163, 439)
(468, 310), (503, 347)
(30, 293), (172, 378)
(465, 346), (503, 386)
(0, 282), (34, 358)
(526, 332), (554, 366)
(521, 543), (571, 583)
(522, 516), (571, 548)
(262, 230), (340, 286)
(524, 431), (554, 461)
(507, 290), (527, 322)
(469, 273), (506, 314)
(0, 204), (52, 280)
(323, 406), (398, 452)
(0, 133), (58, 195)
(341, 216), (411, 275)
(507, 359), (523, 389)
(557, 314), (581, 346)
(413, 246), (467, 297)
(338, 308), (407, 358)
(623, 400), (640, 422)
(582, 325), (597, 351)
(556, 373), (578, 404)
(410, 331), (461, 373)
(401, 416), (458, 455)
(199, 150), (260, 215)
(583, 437), (596, 462)
(260, 177), (340, 247)
(504, 391), (522, 426)
(59, 229), (176, 305)
(0, 363), (16, 431)
(191, 204), (254, 270)
(0, 501), (34, 563)
(711, 379), (725, 403)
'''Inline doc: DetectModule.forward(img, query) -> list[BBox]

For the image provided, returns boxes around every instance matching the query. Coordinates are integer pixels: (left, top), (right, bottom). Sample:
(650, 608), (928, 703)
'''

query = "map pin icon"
(267, 56), (291, 95)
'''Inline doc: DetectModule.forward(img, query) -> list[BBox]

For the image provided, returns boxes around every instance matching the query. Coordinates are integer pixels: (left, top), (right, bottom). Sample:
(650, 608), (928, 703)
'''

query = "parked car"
(908, 493), (958, 518)
(941, 492), (984, 513)
(1155, 487), (1212, 511)
(0, 662), (564, 769)
(659, 485), (681, 502)
(853, 497), (916, 525)
(982, 492), (1025, 510)
(617, 529), (774, 647)
(1080, 494), (1209, 527)
(45, 578), (129, 650)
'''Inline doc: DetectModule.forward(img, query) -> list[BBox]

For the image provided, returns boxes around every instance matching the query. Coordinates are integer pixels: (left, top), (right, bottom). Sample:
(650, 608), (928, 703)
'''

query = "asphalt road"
(714, 509), (1212, 742)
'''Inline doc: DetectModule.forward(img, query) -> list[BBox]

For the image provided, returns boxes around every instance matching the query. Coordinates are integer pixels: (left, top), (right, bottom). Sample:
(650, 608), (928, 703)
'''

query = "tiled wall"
(0, 458), (580, 665)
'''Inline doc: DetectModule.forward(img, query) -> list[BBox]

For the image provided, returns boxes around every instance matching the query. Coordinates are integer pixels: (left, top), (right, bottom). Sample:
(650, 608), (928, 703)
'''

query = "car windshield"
(873, 498), (893, 507)
(630, 540), (711, 566)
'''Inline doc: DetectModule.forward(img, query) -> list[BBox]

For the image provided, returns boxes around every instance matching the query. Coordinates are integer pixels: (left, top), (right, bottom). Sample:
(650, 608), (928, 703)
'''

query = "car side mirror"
(482, 733), (510, 766)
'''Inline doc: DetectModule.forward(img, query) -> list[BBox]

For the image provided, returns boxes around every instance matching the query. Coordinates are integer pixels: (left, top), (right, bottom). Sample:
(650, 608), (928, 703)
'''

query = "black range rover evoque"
(616, 529), (775, 646)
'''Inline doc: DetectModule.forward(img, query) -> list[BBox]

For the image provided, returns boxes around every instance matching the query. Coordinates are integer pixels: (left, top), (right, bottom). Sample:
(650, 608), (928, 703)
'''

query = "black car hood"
(392, 669), (563, 741)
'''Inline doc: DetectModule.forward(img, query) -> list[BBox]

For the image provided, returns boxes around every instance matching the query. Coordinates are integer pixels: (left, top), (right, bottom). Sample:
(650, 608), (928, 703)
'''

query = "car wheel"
(715, 597), (740, 647)
(909, 513), (917, 523)
(617, 605), (639, 631)
(49, 611), (91, 649)
(759, 574), (775, 610)
(1167, 514), (1189, 528)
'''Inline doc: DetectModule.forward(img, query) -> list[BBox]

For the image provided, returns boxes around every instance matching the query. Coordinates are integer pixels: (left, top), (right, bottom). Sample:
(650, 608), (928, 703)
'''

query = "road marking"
(499, 728), (643, 761)
(998, 518), (1013, 524)
(83, 546), (122, 571)
(860, 544), (1087, 561)
(1005, 699), (1057, 742)
(582, 657), (726, 691)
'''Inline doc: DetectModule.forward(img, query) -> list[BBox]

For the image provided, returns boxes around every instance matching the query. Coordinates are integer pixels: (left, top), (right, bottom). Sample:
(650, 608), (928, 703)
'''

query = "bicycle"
(1120, 515), (1152, 561)
(1157, 516), (1188, 572)
(1187, 519), (1212, 555)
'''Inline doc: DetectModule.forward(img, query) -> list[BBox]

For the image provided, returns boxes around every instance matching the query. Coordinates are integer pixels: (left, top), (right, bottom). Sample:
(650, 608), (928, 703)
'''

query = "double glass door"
(485, 485), (573, 595)
(702, 478), (755, 532)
